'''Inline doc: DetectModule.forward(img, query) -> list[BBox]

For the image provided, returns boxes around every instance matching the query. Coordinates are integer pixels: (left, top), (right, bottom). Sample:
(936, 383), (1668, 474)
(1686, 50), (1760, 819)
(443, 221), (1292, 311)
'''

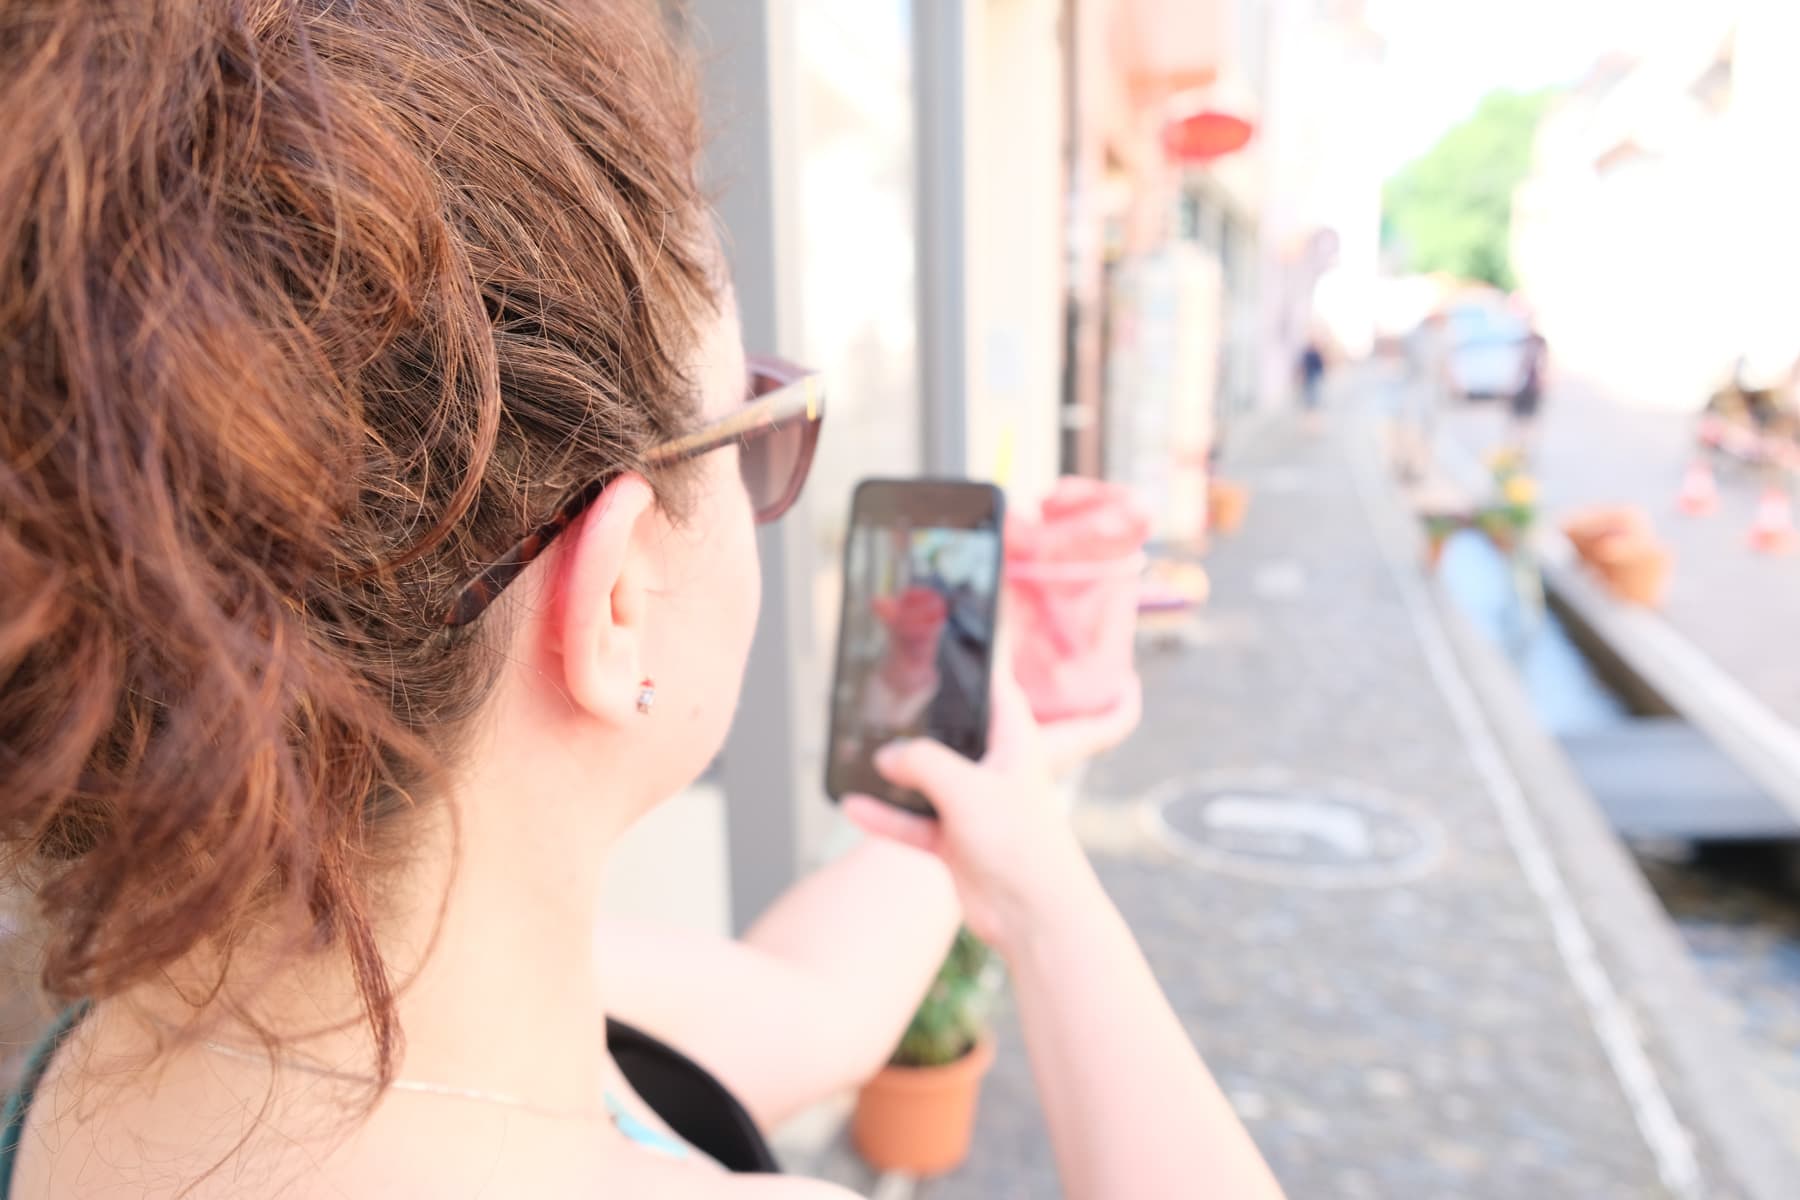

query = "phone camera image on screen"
(826, 481), (1003, 815)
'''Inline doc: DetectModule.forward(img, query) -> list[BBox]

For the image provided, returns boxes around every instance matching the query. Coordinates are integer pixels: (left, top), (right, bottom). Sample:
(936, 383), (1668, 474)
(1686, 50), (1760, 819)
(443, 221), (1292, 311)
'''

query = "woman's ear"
(556, 473), (656, 726)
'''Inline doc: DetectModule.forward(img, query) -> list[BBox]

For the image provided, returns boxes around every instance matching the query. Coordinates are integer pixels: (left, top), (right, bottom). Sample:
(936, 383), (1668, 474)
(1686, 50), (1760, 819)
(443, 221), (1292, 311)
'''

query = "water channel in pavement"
(1435, 529), (1800, 1141)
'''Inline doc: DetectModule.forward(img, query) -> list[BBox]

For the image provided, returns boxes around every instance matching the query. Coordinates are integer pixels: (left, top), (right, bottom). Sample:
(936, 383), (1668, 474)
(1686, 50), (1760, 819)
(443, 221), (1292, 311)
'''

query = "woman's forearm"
(1005, 859), (1286, 1200)
(842, 679), (1282, 1194)
(743, 836), (960, 1073)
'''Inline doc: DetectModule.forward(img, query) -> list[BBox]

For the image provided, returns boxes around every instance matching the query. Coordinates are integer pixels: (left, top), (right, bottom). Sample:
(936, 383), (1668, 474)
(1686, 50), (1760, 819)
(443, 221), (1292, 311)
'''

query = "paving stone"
(919, 400), (1744, 1200)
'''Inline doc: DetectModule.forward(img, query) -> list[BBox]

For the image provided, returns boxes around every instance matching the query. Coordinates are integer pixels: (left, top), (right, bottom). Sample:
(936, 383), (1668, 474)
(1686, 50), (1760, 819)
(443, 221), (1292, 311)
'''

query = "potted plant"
(1562, 503), (1651, 563)
(1207, 477), (1250, 535)
(1477, 458), (1538, 554)
(1419, 511), (1465, 570)
(851, 927), (1001, 1176)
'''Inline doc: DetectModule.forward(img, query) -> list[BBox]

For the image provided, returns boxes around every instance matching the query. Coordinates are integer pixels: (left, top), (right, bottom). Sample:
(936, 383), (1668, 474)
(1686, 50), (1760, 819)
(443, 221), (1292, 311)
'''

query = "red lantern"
(1163, 110), (1254, 162)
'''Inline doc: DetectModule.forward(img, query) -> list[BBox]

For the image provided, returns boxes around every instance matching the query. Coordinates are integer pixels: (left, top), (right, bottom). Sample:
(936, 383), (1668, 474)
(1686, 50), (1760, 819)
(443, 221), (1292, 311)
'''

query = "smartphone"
(824, 479), (1005, 816)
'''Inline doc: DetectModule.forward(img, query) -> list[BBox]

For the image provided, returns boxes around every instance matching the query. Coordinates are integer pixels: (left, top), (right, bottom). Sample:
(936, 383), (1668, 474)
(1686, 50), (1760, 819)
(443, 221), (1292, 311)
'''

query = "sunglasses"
(442, 353), (824, 629)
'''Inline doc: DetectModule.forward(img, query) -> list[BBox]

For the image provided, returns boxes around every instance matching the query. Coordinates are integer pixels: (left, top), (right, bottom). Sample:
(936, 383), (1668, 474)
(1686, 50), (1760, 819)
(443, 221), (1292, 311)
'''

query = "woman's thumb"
(873, 738), (979, 809)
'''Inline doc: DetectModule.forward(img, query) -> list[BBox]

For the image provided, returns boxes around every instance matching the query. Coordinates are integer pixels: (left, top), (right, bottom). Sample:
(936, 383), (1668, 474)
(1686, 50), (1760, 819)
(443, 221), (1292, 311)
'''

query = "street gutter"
(1537, 539), (1800, 834)
(1389, 412), (1800, 1200)
(1434, 432), (1800, 834)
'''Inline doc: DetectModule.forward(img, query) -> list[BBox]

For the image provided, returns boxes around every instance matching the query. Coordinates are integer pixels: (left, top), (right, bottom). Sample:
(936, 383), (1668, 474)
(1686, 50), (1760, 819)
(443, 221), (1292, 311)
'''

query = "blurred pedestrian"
(1297, 337), (1328, 433)
(1509, 327), (1549, 458)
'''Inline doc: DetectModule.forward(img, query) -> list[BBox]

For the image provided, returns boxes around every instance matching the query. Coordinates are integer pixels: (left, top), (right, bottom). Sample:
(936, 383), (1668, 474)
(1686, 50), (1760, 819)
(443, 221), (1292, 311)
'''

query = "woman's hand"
(841, 670), (1141, 954)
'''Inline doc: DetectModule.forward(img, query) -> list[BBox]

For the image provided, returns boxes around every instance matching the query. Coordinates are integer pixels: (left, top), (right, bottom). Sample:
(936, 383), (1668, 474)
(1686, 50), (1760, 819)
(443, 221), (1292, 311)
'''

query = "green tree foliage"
(1382, 89), (1554, 290)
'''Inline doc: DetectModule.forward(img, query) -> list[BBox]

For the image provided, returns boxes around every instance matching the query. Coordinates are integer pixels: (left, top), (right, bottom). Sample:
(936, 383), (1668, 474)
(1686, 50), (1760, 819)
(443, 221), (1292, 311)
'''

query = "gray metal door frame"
(912, 0), (971, 478)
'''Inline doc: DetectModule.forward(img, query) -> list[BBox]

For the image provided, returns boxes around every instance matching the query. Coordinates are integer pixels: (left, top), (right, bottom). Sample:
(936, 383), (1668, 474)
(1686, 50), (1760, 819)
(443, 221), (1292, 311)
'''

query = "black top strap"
(607, 1017), (780, 1173)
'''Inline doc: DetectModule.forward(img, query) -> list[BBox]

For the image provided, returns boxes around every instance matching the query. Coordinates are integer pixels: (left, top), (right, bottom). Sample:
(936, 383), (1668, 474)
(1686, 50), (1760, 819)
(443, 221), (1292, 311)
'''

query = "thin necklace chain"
(198, 1037), (609, 1125)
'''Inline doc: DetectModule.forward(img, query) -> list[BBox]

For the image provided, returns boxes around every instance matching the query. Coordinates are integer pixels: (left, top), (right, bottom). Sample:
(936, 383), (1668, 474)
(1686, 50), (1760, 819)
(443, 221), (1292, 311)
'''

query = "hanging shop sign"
(1162, 110), (1254, 163)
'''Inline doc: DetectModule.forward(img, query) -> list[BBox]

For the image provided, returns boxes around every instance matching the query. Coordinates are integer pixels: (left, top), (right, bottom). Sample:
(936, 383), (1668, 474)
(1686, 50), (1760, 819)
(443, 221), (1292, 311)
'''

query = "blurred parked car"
(1444, 299), (1532, 400)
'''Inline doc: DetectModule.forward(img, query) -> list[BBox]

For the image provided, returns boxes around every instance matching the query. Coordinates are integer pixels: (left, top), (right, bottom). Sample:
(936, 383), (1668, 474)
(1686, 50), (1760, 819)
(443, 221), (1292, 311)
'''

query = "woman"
(0, 2), (1283, 1196)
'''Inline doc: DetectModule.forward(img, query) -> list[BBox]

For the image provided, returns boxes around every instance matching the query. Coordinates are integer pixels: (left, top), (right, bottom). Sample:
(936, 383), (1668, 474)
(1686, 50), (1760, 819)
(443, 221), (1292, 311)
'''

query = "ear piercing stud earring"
(636, 678), (656, 715)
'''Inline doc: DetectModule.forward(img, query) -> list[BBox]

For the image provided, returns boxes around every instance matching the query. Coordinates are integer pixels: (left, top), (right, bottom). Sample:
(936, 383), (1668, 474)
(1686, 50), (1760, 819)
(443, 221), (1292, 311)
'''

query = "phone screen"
(825, 480), (1004, 815)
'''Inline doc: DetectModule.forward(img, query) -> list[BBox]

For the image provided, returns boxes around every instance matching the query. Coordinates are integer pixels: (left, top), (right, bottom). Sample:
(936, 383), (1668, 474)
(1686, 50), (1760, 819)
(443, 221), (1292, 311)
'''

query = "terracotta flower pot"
(1561, 505), (1651, 564)
(851, 1038), (996, 1177)
(1590, 535), (1672, 607)
(1208, 479), (1249, 535)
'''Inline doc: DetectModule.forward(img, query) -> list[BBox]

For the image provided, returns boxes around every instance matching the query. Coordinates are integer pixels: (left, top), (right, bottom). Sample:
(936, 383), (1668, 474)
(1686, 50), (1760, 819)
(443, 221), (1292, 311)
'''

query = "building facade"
(1512, 1), (1800, 409)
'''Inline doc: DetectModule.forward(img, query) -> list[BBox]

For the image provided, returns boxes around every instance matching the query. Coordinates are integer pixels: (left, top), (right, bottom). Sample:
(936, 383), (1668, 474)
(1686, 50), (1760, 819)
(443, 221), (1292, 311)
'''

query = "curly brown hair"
(0, 0), (716, 1082)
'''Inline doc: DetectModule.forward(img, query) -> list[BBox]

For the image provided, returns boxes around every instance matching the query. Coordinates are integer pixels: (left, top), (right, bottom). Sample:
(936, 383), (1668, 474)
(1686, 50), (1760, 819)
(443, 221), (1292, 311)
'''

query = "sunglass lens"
(740, 360), (822, 523)
(739, 416), (806, 520)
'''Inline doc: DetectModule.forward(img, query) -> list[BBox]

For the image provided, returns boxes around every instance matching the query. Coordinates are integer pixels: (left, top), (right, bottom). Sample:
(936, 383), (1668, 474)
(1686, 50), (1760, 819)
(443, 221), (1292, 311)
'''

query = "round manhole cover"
(1143, 770), (1447, 888)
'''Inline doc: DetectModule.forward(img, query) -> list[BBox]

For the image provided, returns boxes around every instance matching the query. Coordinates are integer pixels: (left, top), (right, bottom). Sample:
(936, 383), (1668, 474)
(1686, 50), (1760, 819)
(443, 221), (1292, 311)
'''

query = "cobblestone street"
(922, 394), (1750, 1200)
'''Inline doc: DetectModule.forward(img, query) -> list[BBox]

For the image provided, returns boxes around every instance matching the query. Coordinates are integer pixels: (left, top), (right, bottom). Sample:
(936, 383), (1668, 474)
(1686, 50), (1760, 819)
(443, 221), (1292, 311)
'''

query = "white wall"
(791, 0), (925, 867)
(1259, 0), (1383, 380)
(966, 0), (1069, 504)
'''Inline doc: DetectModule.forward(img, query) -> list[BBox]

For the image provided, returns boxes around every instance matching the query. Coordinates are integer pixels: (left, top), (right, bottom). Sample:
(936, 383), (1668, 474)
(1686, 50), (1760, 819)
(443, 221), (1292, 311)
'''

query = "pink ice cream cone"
(1006, 478), (1149, 722)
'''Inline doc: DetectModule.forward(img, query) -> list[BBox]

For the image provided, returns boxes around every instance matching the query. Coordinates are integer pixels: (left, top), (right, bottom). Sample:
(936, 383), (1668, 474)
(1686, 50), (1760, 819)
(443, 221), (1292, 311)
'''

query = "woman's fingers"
(872, 739), (983, 812)
(843, 794), (941, 854)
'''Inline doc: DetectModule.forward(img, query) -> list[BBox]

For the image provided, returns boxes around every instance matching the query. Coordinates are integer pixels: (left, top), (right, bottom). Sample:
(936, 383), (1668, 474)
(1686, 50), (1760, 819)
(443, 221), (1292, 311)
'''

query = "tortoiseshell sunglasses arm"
(440, 367), (824, 629)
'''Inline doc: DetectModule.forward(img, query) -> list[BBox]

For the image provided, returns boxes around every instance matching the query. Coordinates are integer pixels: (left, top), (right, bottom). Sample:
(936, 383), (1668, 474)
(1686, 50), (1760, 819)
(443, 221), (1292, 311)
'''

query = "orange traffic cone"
(1747, 485), (1798, 554)
(1676, 459), (1719, 516)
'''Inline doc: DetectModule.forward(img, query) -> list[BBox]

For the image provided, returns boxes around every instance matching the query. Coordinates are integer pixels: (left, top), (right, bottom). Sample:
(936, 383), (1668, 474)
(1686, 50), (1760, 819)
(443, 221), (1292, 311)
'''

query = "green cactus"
(891, 927), (1000, 1068)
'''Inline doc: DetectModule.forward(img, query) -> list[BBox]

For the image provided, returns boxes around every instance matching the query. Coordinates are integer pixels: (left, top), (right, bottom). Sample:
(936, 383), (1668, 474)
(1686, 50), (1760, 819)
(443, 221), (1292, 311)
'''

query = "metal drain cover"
(1144, 770), (1446, 888)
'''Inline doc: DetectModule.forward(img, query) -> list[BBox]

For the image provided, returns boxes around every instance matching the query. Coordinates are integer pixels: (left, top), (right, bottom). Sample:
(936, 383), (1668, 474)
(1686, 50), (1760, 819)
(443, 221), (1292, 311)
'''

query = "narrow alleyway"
(924, 388), (1746, 1199)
